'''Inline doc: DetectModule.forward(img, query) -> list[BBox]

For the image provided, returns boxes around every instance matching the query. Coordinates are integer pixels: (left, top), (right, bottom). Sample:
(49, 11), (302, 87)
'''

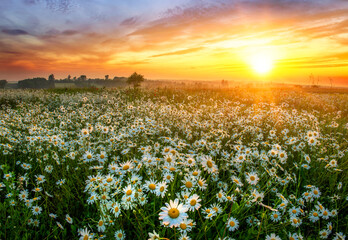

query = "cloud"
(121, 17), (138, 26)
(2, 29), (29, 35)
(61, 30), (79, 35)
(152, 47), (204, 57)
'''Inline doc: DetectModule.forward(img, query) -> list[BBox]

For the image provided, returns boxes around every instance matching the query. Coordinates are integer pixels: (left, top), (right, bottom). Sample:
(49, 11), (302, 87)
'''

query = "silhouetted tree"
(127, 72), (144, 88)
(48, 74), (55, 88)
(67, 75), (71, 81)
(18, 78), (49, 89)
(79, 75), (87, 81)
(0, 80), (7, 89)
(105, 75), (109, 81)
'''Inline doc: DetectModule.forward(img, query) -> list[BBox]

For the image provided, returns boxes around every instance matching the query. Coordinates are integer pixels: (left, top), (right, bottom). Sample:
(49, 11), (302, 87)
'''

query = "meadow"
(0, 87), (347, 240)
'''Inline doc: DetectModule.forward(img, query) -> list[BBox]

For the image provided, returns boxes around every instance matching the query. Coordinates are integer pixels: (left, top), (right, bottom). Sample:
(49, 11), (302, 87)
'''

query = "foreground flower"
(226, 216), (239, 232)
(265, 233), (282, 240)
(115, 229), (126, 240)
(159, 199), (188, 228)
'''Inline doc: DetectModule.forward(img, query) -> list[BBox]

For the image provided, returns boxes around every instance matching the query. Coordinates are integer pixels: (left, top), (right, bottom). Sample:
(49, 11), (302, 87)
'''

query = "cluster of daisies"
(0, 89), (347, 240)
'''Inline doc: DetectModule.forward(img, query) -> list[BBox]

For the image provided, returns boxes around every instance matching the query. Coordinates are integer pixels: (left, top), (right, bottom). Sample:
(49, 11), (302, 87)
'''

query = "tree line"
(0, 72), (145, 89)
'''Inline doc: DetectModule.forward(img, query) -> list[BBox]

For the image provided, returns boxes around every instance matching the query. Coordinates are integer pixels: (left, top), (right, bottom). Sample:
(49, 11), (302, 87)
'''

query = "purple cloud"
(2, 29), (29, 35)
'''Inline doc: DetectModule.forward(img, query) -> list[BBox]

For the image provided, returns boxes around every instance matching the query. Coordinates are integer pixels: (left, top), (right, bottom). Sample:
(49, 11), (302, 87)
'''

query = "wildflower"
(45, 165), (54, 173)
(33, 219), (40, 227)
(159, 199), (188, 228)
(110, 202), (121, 218)
(32, 205), (42, 215)
(319, 229), (330, 239)
(321, 208), (331, 220)
(97, 219), (106, 232)
(290, 216), (301, 227)
(33, 187), (42, 193)
(226, 217), (239, 232)
(197, 177), (207, 190)
(201, 155), (217, 173)
(66, 214), (73, 224)
(115, 229), (126, 240)
(270, 212), (281, 222)
(187, 194), (201, 211)
(19, 190), (29, 201)
(56, 179), (66, 186)
(57, 221), (64, 229)
(4, 173), (12, 180)
(148, 230), (160, 240)
(144, 178), (158, 194)
(155, 181), (168, 198)
(288, 232), (299, 240)
(177, 218), (195, 233)
(79, 228), (91, 240)
(265, 233), (281, 240)
(246, 172), (259, 185)
(35, 175), (46, 184)
(309, 209), (320, 222)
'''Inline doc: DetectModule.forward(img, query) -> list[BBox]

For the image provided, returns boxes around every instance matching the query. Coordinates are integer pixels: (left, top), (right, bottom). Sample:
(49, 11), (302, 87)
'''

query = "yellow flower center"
(180, 223), (187, 230)
(185, 182), (192, 188)
(193, 171), (198, 176)
(123, 165), (129, 170)
(206, 161), (213, 168)
(126, 190), (132, 195)
(160, 186), (165, 192)
(168, 208), (180, 219)
(229, 221), (235, 227)
(190, 199), (196, 206)
(250, 176), (255, 181)
(149, 184), (156, 190)
(118, 233), (123, 238)
(98, 221), (103, 226)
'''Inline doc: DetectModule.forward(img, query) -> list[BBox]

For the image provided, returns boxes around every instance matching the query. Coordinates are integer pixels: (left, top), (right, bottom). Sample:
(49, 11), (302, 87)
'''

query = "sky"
(0, 0), (348, 86)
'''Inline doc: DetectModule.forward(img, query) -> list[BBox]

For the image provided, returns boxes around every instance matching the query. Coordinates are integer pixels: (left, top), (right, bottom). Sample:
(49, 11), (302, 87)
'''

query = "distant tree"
(73, 76), (77, 81)
(127, 72), (145, 88)
(105, 75), (109, 81)
(18, 78), (49, 89)
(48, 74), (55, 88)
(67, 75), (71, 81)
(78, 75), (87, 81)
(0, 80), (7, 89)
(329, 77), (333, 88)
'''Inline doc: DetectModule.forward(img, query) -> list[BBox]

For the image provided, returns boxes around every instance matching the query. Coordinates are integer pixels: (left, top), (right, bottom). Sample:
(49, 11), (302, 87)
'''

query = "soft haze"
(1, 0), (348, 85)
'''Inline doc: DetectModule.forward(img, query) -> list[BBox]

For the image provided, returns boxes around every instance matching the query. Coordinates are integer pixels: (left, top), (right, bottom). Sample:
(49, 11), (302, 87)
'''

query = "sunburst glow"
(250, 53), (274, 75)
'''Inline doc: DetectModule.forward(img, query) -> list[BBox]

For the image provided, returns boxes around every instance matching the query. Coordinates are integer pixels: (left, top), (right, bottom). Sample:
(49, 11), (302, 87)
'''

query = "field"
(0, 87), (347, 240)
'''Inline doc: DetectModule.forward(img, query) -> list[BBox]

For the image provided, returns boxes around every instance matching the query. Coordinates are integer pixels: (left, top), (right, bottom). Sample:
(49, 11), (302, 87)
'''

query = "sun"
(250, 53), (273, 75)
